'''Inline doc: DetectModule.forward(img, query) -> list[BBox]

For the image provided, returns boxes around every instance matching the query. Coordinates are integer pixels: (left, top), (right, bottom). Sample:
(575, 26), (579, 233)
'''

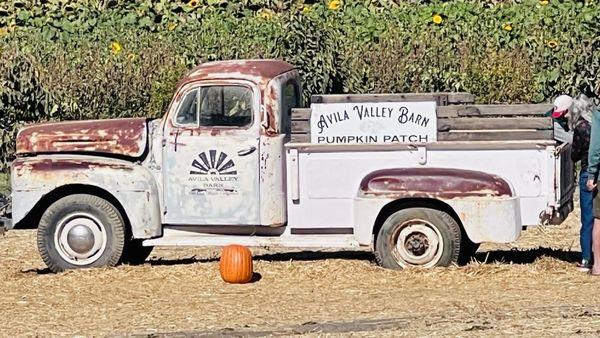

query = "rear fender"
(354, 168), (519, 245)
(11, 155), (161, 239)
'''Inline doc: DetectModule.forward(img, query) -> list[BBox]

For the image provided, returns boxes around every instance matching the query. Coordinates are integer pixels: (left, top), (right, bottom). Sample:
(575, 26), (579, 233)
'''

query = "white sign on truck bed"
(310, 101), (438, 144)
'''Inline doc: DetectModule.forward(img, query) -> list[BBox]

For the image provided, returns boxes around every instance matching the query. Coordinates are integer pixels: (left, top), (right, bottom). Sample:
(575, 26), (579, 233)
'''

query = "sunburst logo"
(190, 150), (237, 175)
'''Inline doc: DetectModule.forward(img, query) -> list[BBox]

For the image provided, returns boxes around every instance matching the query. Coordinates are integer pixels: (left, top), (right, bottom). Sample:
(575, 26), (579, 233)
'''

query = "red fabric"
(552, 109), (567, 118)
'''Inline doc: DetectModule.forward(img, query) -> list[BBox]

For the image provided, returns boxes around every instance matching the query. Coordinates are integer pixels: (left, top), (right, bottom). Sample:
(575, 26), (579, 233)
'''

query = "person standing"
(586, 101), (600, 275)
(571, 95), (594, 271)
(547, 94), (574, 143)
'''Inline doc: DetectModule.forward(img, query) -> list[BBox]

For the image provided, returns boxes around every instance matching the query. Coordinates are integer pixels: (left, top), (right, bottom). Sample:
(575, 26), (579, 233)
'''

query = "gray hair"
(571, 93), (595, 128)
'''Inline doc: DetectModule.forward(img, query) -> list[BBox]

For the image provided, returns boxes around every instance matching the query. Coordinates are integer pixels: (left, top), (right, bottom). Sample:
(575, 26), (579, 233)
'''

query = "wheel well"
(14, 184), (132, 236)
(372, 198), (464, 239)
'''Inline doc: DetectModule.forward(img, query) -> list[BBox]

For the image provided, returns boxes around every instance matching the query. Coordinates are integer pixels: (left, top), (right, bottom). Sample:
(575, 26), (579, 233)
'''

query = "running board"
(143, 227), (361, 248)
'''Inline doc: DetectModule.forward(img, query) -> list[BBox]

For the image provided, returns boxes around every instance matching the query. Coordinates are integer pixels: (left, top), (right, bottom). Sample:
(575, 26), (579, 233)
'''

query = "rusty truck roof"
(179, 59), (295, 86)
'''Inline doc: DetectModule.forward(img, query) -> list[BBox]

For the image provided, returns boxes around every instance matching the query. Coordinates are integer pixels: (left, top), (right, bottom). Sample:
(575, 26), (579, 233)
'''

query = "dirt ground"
(2, 203), (600, 337)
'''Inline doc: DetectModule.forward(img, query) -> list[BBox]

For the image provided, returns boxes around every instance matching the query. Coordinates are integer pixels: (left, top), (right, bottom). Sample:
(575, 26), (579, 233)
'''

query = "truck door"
(162, 82), (261, 225)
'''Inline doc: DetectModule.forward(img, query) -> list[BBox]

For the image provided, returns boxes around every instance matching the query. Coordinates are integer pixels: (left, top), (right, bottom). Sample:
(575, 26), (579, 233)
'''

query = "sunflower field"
(0, 0), (599, 170)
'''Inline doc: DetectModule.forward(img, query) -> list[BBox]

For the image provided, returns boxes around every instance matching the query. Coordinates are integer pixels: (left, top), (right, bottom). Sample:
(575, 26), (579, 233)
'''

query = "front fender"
(11, 155), (161, 239)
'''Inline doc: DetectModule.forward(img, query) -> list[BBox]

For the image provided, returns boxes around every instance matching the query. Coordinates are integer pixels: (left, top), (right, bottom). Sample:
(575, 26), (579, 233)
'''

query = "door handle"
(237, 146), (257, 156)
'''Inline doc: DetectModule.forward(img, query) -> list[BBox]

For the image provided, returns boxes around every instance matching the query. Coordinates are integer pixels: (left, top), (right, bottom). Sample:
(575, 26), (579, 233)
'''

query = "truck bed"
(286, 93), (573, 246)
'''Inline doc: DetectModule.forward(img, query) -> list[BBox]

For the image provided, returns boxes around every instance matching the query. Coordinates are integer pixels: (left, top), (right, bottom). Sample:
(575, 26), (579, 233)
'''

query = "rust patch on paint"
(359, 168), (513, 199)
(13, 158), (133, 176)
(16, 118), (149, 158)
(12, 157), (135, 187)
(179, 59), (294, 88)
(263, 85), (279, 136)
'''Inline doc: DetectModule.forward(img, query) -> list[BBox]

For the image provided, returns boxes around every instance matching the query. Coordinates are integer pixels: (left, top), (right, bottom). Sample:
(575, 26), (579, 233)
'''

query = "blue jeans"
(580, 171), (594, 261)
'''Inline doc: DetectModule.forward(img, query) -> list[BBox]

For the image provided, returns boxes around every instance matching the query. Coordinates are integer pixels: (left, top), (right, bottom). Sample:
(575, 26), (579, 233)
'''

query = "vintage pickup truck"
(0, 59), (575, 272)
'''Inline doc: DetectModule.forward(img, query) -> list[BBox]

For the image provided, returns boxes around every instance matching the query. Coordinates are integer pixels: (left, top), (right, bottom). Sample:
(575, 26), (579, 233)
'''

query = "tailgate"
(550, 143), (575, 224)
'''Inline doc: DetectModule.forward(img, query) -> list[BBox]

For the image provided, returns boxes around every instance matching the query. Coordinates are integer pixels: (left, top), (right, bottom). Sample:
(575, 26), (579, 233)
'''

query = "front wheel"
(37, 194), (125, 273)
(375, 207), (461, 269)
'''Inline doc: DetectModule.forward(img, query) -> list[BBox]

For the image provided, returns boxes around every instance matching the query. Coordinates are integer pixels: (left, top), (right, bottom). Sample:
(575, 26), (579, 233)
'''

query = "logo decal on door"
(188, 150), (239, 195)
(190, 150), (237, 175)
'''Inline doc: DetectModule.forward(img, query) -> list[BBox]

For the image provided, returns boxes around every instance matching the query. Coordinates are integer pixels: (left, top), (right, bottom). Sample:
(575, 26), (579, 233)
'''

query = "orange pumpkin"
(219, 244), (253, 284)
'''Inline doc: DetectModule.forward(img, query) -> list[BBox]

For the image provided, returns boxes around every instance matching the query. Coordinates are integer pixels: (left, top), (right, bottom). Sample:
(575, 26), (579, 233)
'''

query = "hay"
(1, 211), (600, 336)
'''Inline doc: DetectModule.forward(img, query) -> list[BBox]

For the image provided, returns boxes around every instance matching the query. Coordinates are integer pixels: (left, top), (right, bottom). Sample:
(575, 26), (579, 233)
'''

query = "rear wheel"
(37, 194), (125, 273)
(375, 207), (461, 269)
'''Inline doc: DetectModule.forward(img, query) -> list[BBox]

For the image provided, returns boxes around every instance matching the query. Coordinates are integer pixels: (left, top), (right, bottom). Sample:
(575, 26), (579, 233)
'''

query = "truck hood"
(16, 118), (150, 158)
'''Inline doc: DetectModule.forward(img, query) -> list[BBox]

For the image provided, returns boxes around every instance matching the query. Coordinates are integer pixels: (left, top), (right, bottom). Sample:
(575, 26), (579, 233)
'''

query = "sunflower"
(110, 41), (122, 55)
(167, 22), (177, 31)
(258, 10), (274, 20)
(328, 0), (341, 10)
(187, 0), (199, 8)
(432, 14), (443, 25)
(502, 23), (513, 31)
(547, 39), (559, 48)
(539, 0), (549, 5)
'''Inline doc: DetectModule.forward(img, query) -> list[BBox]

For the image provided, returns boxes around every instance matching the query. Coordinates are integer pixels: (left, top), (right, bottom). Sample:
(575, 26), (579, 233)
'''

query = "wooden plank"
(437, 117), (552, 132)
(311, 92), (473, 105)
(294, 93), (474, 120)
(291, 120), (310, 133)
(437, 104), (552, 118)
(292, 108), (311, 120)
(447, 92), (476, 104)
(312, 93), (436, 104)
(290, 133), (310, 143)
(438, 130), (553, 141)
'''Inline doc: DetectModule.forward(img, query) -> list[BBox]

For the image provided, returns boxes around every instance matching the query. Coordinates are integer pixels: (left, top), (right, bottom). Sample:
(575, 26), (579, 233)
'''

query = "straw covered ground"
(2, 204), (600, 337)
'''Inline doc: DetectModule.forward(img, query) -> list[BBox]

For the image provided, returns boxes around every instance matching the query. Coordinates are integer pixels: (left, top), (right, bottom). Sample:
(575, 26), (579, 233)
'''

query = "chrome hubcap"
(67, 225), (95, 254)
(392, 219), (444, 268)
(54, 213), (107, 266)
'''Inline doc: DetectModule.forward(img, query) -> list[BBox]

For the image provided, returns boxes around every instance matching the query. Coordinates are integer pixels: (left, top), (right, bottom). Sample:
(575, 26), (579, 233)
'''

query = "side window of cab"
(175, 90), (198, 126)
(280, 81), (301, 134)
(175, 85), (254, 128)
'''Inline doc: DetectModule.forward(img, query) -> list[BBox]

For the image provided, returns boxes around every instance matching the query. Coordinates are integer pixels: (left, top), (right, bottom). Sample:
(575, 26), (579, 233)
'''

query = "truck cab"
(158, 60), (300, 227)
(3, 59), (575, 273)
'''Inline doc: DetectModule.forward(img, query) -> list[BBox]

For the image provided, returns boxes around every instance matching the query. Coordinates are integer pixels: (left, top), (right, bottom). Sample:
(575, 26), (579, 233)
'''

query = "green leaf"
(139, 16), (152, 27)
(123, 12), (137, 25)
(17, 10), (30, 21)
